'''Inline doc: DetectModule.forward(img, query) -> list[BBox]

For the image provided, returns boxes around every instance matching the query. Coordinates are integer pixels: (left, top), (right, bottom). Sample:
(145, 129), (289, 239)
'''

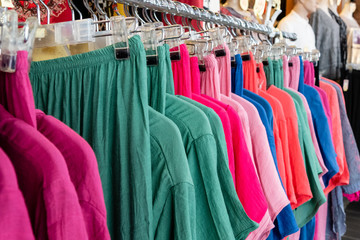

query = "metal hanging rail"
(117, 0), (297, 41)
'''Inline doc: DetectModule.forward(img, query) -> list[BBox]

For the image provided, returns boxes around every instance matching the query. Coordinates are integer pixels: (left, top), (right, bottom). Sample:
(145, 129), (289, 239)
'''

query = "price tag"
(35, 28), (46, 39)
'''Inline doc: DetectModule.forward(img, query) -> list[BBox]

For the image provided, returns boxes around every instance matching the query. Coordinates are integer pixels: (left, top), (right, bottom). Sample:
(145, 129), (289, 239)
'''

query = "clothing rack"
(117, 0), (297, 41)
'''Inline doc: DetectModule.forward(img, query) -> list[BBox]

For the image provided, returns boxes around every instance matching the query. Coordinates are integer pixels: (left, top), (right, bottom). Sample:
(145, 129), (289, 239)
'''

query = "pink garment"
(247, 210), (274, 240)
(221, 95), (254, 159)
(343, 192), (360, 202)
(288, 56), (300, 90)
(170, 44), (192, 98)
(231, 93), (290, 221)
(213, 44), (232, 96)
(288, 230), (301, 240)
(190, 56), (236, 177)
(0, 148), (35, 240)
(192, 94), (236, 176)
(215, 48), (254, 159)
(200, 52), (274, 239)
(36, 110), (110, 240)
(283, 55), (290, 88)
(190, 57), (201, 95)
(0, 105), (88, 240)
(320, 81), (350, 194)
(0, 51), (36, 128)
(314, 184), (328, 240)
(200, 54), (221, 100)
(202, 94), (268, 224)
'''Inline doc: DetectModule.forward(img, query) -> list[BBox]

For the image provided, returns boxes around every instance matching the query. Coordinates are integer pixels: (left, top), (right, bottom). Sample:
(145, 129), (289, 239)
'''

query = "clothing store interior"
(2, 0), (360, 239)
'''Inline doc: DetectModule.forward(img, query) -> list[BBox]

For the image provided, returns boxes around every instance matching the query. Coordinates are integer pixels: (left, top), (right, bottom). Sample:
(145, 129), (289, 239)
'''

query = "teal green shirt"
(30, 36), (153, 239)
(284, 89), (326, 228)
(165, 94), (240, 239)
(149, 107), (196, 239)
(178, 96), (258, 239)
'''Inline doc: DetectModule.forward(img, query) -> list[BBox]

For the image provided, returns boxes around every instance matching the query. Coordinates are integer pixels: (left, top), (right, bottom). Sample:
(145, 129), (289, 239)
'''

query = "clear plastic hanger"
(0, 9), (38, 72)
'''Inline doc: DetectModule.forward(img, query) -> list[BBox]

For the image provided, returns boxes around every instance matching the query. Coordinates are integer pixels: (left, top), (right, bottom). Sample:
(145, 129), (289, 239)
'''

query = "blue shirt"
(298, 56), (304, 93)
(232, 54), (244, 96)
(302, 85), (339, 186)
(300, 217), (315, 240)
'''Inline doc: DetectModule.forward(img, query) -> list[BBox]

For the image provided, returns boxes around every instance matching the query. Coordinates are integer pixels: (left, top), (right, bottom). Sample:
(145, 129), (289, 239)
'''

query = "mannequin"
(317, 0), (332, 17)
(309, 0), (342, 80)
(329, 0), (340, 16)
(222, 0), (249, 12)
(221, 0), (259, 22)
(340, 0), (360, 29)
(277, 0), (317, 51)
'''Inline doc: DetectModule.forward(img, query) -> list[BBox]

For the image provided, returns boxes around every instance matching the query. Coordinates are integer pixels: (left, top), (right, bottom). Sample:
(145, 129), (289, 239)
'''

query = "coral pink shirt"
(320, 81), (350, 194)
(259, 90), (297, 206)
(267, 86), (313, 209)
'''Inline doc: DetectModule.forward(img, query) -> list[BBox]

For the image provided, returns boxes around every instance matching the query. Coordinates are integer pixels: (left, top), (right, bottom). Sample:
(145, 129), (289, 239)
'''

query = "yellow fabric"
(32, 46), (69, 61)
(32, 43), (91, 61)
(117, 3), (126, 16)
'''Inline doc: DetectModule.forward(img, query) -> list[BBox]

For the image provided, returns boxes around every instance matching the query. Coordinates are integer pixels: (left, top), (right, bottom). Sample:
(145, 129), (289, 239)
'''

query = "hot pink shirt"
(0, 105), (88, 240)
(36, 110), (110, 240)
(0, 51), (36, 128)
(200, 51), (273, 239)
(0, 148), (35, 240)
(202, 94), (268, 224)
(170, 44), (192, 98)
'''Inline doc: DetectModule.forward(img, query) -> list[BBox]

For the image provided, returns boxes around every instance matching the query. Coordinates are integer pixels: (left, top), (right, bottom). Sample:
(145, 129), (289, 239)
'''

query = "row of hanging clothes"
(0, 0), (359, 240)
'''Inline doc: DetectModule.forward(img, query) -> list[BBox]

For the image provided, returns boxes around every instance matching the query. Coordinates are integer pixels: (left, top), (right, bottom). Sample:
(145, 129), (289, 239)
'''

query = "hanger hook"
(67, 0), (83, 20)
(142, 7), (152, 23)
(31, 0), (41, 24)
(83, 0), (98, 22)
(132, 6), (145, 25)
(95, 0), (111, 30)
(149, 9), (160, 22)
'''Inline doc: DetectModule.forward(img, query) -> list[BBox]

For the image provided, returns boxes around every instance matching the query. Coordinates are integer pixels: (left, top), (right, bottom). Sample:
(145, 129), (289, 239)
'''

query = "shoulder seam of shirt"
(150, 134), (193, 186)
